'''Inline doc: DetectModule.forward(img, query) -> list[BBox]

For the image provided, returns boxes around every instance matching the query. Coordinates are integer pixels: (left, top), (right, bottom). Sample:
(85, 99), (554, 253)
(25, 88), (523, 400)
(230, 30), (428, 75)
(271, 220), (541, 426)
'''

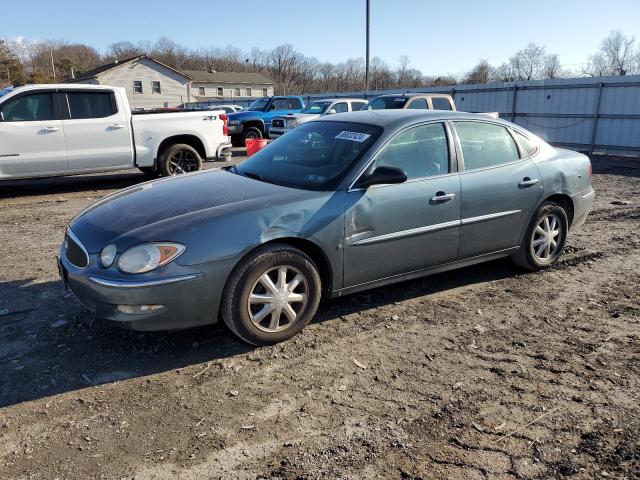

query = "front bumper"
(59, 253), (238, 331)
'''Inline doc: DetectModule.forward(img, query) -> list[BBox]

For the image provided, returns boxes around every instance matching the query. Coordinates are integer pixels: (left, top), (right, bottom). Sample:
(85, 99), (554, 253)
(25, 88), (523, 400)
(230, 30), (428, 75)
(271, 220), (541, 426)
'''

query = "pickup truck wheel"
(221, 243), (321, 346)
(242, 127), (263, 141)
(159, 144), (203, 177)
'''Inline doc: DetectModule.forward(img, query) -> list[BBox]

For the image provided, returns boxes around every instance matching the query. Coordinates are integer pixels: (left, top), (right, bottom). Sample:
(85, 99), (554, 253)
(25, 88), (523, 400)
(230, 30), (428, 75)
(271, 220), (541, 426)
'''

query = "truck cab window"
(0, 93), (54, 122)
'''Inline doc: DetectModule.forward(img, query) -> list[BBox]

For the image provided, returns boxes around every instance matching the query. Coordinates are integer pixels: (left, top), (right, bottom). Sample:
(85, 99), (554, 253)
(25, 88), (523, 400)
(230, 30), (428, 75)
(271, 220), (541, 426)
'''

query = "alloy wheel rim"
(168, 150), (198, 175)
(531, 213), (562, 261)
(245, 131), (259, 139)
(247, 265), (308, 333)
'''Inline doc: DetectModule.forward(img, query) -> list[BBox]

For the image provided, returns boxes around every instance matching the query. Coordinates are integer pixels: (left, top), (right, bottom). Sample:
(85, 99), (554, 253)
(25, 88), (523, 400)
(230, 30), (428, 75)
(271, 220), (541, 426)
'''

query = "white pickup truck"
(0, 84), (231, 180)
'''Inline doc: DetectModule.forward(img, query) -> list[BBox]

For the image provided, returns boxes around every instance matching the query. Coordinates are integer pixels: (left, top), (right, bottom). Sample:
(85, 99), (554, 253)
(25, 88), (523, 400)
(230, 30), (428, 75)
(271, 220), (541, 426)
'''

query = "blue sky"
(4, 0), (639, 74)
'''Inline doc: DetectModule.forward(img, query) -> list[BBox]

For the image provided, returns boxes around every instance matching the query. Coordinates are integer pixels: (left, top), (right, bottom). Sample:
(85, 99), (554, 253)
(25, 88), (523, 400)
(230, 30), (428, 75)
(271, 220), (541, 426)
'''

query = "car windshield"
(301, 102), (332, 114)
(234, 121), (382, 191)
(367, 96), (408, 110)
(246, 98), (270, 111)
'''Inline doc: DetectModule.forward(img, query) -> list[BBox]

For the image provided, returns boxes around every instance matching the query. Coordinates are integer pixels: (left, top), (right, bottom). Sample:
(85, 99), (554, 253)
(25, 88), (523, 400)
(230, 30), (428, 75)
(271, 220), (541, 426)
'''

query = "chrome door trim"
(348, 219), (461, 246)
(460, 210), (521, 225)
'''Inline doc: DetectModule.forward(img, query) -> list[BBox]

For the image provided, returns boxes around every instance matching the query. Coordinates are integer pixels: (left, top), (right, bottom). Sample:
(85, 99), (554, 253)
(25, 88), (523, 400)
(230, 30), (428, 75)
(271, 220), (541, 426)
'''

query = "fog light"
(116, 304), (164, 315)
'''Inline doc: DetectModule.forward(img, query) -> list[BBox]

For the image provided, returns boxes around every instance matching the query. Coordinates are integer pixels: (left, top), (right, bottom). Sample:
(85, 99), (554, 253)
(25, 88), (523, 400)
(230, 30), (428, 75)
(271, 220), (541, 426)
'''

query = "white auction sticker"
(335, 131), (371, 142)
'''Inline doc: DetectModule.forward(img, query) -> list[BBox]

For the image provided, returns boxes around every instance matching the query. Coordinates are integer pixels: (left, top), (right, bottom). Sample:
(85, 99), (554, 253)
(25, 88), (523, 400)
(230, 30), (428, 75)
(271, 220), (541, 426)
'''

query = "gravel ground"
(0, 153), (638, 479)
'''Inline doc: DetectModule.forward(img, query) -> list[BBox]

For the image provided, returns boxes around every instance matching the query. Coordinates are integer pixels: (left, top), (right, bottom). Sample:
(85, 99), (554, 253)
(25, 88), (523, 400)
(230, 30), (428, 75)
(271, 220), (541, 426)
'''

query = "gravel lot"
(0, 153), (638, 479)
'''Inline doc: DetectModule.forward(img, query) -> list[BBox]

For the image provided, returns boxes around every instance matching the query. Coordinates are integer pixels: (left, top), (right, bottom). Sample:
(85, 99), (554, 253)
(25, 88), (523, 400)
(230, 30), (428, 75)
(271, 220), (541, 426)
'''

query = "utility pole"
(364, 0), (370, 92)
(50, 48), (56, 80)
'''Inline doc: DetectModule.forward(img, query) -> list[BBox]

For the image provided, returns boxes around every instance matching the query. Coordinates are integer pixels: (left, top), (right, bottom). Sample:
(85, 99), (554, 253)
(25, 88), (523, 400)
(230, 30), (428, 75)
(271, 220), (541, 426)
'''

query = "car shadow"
(0, 257), (521, 408)
(0, 171), (148, 200)
(590, 154), (640, 178)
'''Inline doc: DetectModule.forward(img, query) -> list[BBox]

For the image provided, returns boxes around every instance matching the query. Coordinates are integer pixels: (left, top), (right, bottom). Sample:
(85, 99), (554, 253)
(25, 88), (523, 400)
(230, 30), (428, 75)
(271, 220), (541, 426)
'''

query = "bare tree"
(600, 30), (635, 75)
(464, 59), (492, 84)
(511, 43), (546, 80)
(543, 54), (563, 79)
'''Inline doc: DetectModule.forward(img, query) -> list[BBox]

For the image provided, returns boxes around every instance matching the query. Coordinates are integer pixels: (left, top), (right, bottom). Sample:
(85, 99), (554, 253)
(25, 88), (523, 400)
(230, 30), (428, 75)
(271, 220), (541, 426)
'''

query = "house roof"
(66, 56), (193, 82)
(183, 70), (273, 86)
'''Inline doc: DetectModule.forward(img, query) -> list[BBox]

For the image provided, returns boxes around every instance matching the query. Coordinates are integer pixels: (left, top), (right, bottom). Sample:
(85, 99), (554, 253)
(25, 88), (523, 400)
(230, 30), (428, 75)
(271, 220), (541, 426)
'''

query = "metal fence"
(206, 75), (640, 156)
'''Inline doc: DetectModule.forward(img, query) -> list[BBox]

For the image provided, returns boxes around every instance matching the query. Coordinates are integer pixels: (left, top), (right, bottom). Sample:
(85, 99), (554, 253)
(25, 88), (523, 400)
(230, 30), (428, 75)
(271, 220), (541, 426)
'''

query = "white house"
(183, 70), (275, 102)
(66, 56), (275, 109)
(66, 56), (192, 109)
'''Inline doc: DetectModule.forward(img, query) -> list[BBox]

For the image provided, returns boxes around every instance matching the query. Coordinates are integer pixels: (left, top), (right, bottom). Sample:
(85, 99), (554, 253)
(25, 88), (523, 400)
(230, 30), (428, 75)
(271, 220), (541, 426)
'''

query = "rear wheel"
(159, 143), (202, 177)
(512, 201), (568, 270)
(222, 243), (321, 346)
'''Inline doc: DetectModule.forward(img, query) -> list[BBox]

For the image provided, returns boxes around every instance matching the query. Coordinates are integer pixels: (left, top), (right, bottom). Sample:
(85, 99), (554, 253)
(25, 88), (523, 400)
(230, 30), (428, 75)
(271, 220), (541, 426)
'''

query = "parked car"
(59, 109), (594, 345)
(226, 96), (305, 144)
(270, 98), (368, 138)
(362, 93), (456, 111)
(0, 84), (231, 180)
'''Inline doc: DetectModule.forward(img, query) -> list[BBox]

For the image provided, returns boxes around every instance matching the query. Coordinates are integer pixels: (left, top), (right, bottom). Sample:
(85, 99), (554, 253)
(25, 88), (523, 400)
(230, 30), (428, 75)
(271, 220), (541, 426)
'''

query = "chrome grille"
(272, 119), (285, 128)
(65, 230), (89, 268)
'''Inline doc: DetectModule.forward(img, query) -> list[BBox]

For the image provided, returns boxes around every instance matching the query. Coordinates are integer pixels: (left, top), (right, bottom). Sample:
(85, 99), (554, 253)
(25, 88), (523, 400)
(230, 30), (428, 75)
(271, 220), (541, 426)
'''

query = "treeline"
(1, 30), (639, 92)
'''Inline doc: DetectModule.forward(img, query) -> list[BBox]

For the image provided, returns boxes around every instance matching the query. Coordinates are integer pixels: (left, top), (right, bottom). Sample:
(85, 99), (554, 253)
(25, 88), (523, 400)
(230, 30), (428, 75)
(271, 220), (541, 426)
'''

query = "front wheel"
(221, 243), (322, 345)
(512, 201), (568, 270)
(159, 143), (203, 177)
(242, 126), (263, 142)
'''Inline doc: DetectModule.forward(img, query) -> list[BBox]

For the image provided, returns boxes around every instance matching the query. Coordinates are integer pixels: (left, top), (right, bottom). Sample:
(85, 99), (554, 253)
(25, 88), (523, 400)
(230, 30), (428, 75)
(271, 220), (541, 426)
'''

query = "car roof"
(315, 109), (512, 129)
(311, 98), (368, 103)
(372, 93), (451, 99)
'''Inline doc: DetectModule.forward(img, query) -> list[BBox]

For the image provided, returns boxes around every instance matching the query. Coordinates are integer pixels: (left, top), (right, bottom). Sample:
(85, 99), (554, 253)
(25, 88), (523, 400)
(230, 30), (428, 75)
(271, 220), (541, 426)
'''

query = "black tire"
(221, 243), (322, 346)
(138, 166), (158, 177)
(242, 126), (263, 142)
(158, 143), (203, 177)
(511, 201), (568, 271)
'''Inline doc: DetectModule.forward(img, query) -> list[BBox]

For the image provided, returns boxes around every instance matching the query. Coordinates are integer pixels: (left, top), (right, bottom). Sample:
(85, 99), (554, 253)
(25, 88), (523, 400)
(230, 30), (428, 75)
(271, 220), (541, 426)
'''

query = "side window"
(455, 122), (520, 170)
(217, 87), (223, 96)
(67, 92), (116, 119)
(152, 81), (161, 94)
(246, 88), (252, 97)
(512, 130), (539, 156)
(332, 102), (348, 113)
(288, 98), (302, 109)
(0, 93), (55, 122)
(350, 101), (367, 111)
(407, 98), (428, 109)
(431, 97), (453, 110)
(373, 123), (449, 180)
(133, 81), (143, 94)
(234, 88), (241, 96)
(198, 86), (206, 96)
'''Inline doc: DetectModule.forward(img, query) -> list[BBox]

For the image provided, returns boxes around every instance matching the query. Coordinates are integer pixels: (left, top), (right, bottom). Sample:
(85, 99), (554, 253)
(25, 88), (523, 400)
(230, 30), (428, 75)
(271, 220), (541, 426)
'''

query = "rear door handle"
(107, 124), (125, 130)
(431, 192), (456, 203)
(42, 126), (60, 133)
(518, 177), (539, 188)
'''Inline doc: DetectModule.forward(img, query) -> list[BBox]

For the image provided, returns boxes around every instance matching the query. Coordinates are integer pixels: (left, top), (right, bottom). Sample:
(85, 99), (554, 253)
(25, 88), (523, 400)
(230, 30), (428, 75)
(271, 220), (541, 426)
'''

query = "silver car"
(270, 98), (368, 138)
(59, 110), (594, 345)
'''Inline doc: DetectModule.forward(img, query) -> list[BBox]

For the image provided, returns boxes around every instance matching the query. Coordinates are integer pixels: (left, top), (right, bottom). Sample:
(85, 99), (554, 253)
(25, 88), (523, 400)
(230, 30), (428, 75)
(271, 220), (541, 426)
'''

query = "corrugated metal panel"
(201, 75), (640, 155)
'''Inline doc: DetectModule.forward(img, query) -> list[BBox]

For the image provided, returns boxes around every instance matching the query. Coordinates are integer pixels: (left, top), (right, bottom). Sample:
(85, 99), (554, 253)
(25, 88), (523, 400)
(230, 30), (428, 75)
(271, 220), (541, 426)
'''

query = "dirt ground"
(0, 153), (638, 480)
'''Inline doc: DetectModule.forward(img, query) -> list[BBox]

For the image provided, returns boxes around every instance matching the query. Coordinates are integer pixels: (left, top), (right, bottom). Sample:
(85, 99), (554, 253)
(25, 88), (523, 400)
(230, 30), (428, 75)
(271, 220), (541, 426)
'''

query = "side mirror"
(326, 108), (337, 115)
(353, 166), (407, 189)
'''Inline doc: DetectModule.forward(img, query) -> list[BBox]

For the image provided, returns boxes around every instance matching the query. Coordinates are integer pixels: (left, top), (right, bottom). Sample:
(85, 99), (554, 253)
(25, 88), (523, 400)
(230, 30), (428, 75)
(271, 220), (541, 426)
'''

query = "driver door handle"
(431, 192), (456, 203)
(519, 177), (539, 188)
(107, 124), (125, 130)
(42, 126), (60, 133)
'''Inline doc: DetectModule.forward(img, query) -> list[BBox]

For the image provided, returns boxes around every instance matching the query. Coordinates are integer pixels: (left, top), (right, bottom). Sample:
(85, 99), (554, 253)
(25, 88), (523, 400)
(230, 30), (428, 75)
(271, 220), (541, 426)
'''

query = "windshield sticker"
(305, 174), (327, 183)
(335, 131), (371, 142)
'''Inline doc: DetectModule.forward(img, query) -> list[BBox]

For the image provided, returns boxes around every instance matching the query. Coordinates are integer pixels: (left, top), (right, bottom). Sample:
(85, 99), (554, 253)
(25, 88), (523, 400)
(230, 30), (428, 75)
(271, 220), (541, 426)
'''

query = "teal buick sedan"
(59, 110), (594, 345)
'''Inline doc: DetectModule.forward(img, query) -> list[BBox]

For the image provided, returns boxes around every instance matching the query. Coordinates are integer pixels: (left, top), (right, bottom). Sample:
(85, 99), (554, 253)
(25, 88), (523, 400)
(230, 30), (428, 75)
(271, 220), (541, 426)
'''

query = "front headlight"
(117, 243), (186, 274)
(228, 120), (240, 126)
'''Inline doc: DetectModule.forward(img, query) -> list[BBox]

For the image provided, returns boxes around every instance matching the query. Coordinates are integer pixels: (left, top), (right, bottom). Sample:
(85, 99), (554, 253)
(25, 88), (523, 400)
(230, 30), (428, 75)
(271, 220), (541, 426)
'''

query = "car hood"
(276, 113), (320, 121)
(69, 170), (321, 253)
(228, 110), (262, 120)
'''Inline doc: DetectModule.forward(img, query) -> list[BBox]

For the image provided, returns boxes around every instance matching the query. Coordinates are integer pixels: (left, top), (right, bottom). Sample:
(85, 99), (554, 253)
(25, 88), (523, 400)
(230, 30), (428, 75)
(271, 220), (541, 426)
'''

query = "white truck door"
(0, 91), (68, 177)
(62, 89), (133, 170)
